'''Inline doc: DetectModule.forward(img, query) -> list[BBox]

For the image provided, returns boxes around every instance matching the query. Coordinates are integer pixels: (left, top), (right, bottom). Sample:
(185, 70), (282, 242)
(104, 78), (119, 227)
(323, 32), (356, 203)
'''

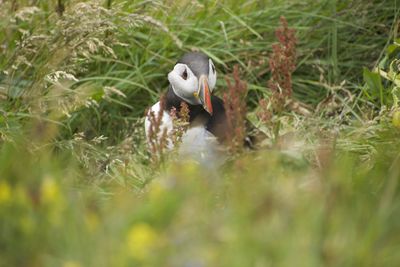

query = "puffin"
(145, 52), (228, 164)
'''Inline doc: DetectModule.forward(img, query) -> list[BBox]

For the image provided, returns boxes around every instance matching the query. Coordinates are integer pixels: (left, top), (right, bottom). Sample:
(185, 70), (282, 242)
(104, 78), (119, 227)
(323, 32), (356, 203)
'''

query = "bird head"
(168, 52), (217, 115)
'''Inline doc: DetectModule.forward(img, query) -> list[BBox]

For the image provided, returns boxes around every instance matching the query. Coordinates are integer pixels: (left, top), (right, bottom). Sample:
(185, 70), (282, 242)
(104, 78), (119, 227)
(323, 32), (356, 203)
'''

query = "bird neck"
(165, 85), (209, 123)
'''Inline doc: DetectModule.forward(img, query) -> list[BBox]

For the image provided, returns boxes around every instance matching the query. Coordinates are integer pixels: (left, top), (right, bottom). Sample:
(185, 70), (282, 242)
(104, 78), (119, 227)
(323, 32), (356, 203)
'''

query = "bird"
(144, 52), (228, 165)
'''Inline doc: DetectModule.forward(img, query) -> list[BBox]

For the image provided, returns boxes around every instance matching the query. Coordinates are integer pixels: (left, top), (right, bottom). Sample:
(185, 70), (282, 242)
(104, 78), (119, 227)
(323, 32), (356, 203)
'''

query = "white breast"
(179, 124), (226, 168)
(144, 102), (226, 167)
(144, 101), (174, 149)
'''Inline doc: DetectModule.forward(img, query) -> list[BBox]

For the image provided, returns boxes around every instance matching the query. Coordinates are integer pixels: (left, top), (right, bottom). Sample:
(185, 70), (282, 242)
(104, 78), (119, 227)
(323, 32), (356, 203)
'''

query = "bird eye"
(181, 68), (188, 80)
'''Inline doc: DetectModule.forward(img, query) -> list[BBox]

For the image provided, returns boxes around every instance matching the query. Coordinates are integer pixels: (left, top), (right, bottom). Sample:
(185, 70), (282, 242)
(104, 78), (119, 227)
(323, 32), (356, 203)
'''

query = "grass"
(1, 0), (400, 266)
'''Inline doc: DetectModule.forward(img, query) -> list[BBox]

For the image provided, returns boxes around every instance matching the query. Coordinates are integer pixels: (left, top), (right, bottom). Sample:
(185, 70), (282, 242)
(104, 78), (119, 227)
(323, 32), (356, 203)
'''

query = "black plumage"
(164, 85), (228, 142)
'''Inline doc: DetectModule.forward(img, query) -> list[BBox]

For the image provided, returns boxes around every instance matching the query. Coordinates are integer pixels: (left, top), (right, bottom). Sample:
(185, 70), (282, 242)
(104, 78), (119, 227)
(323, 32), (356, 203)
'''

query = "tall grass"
(1, 0), (397, 143)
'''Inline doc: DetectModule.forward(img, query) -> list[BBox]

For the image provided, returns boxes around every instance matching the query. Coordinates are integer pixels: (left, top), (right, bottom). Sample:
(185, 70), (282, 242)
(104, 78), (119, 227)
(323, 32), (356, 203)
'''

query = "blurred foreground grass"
(1, 123), (400, 266)
(1, 0), (400, 266)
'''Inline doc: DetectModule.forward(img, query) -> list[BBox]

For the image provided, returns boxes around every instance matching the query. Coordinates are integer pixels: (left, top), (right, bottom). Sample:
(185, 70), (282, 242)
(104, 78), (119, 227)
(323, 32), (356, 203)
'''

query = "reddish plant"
(223, 65), (248, 154)
(170, 101), (190, 146)
(146, 95), (169, 165)
(257, 16), (298, 142)
(147, 98), (191, 165)
(269, 16), (297, 97)
(266, 16), (297, 111)
(258, 98), (272, 123)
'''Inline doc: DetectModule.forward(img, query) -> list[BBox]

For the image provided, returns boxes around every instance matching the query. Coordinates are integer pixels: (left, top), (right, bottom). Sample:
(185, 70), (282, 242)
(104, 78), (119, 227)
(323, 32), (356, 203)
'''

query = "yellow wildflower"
(182, 160), (200, 173)
(62, 260), (81, 267)
(41, 177), (61, 204)
(41, 176), (65, 225)
(178, 160), (201, 180)
(0, 181), (11, 204)
(126, 223), (157, 261)
(393, 110), (400, 128)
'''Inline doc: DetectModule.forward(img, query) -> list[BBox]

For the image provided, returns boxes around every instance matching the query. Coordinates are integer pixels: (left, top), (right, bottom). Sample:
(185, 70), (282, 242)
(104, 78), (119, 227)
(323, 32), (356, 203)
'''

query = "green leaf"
(363, 68), (385, 106)
(378, 55), (388, 69)
(91, 89), (105, 102)
(392, 86), (400, 108)
(387, 44), (400, 58)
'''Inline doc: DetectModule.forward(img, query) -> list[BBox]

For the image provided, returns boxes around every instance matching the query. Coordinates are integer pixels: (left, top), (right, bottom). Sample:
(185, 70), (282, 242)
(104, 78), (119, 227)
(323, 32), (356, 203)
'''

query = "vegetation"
(1, 0), (400, 266)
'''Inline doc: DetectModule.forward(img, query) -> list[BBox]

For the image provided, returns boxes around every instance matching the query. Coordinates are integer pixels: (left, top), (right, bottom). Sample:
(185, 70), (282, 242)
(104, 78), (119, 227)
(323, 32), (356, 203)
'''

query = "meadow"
(1, 0), (400, 266)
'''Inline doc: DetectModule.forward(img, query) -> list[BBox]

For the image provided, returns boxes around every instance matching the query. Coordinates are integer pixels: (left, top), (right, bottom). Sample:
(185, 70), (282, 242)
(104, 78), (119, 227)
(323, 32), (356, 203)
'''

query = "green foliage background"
(1, 0), (400, 266)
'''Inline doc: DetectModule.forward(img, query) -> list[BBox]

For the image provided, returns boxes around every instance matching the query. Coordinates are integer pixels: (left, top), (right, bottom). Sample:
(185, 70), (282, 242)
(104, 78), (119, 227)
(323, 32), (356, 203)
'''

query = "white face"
(168, 59), (217, 105)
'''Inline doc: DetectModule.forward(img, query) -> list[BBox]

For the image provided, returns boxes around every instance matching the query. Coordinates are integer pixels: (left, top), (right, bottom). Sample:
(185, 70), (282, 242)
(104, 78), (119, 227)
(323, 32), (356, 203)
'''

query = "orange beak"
(198, 75), (213, 115)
